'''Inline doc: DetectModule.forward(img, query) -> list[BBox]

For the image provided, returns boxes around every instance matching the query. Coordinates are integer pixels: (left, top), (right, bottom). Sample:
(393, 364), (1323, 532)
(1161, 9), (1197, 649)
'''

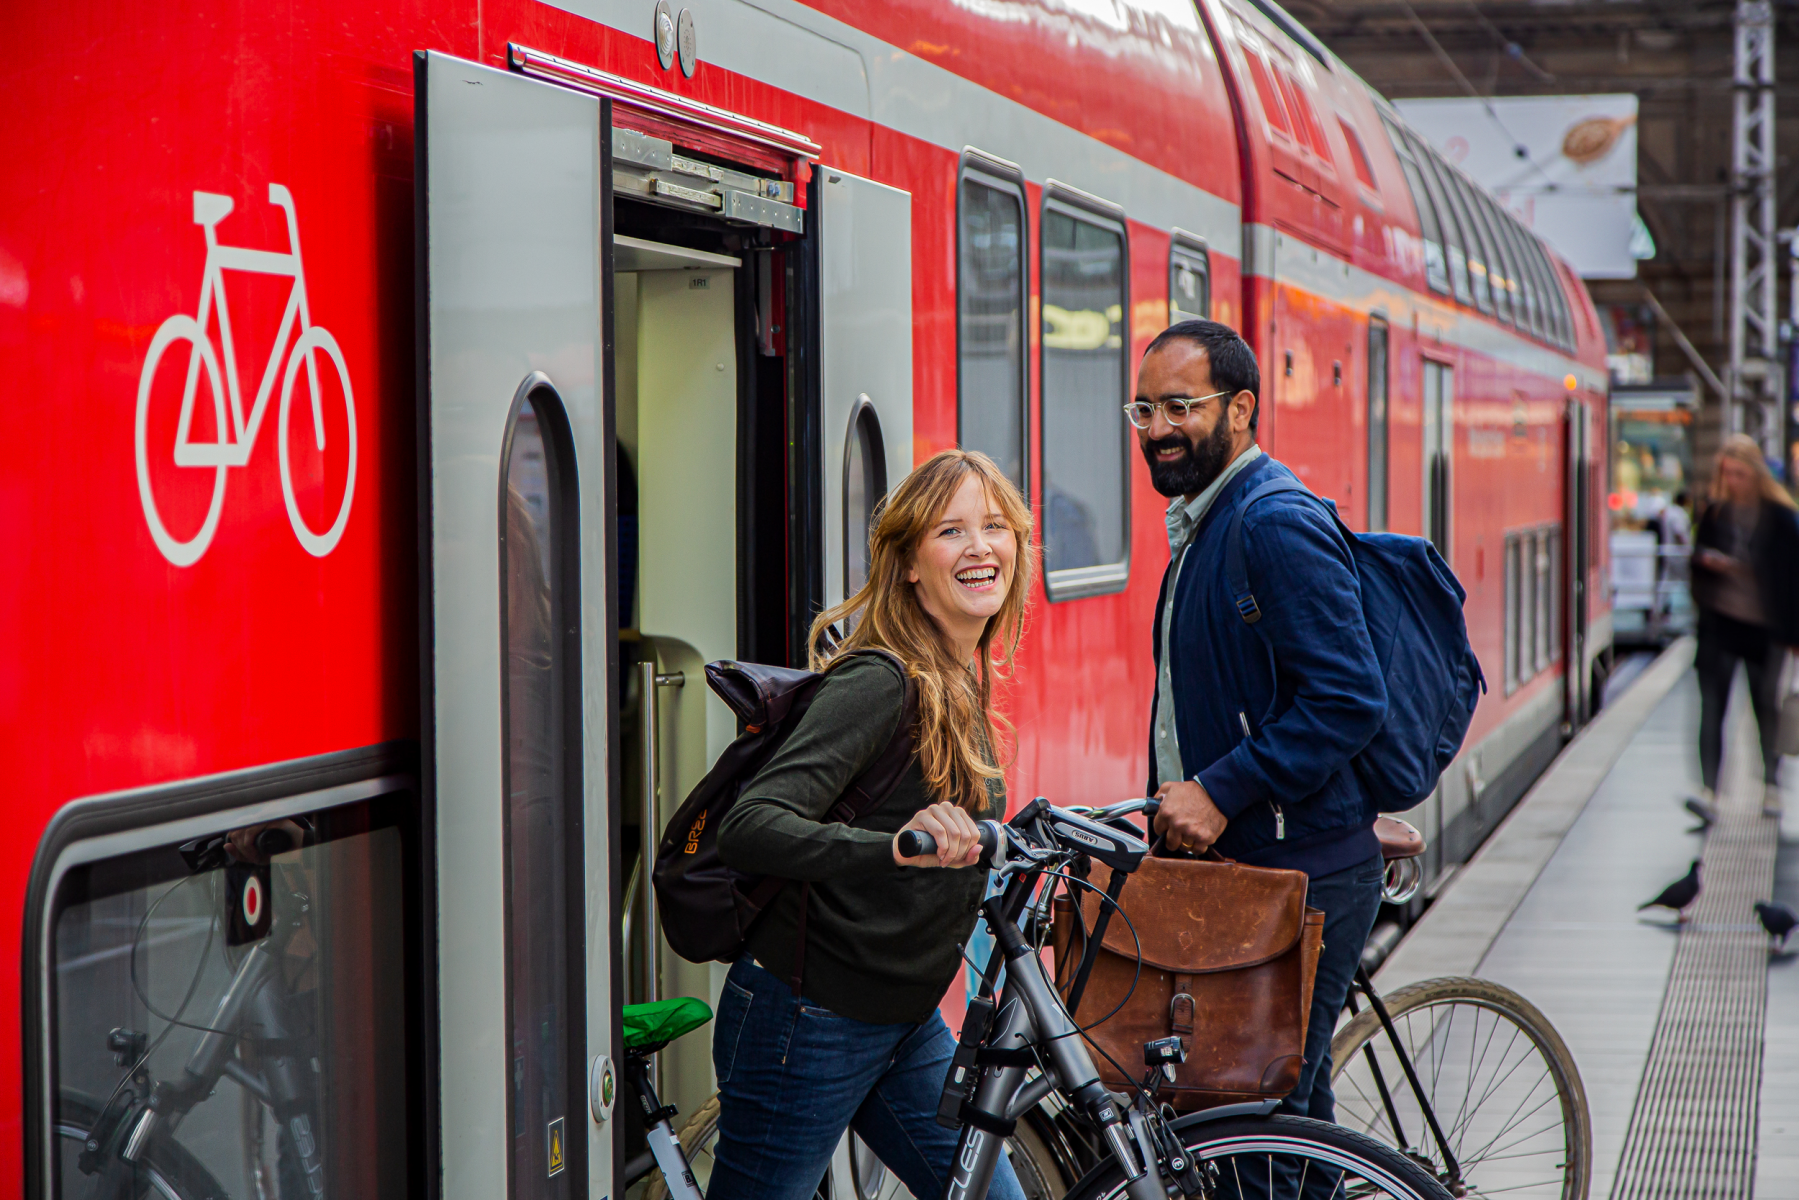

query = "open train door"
(415, 52), (617, 1199)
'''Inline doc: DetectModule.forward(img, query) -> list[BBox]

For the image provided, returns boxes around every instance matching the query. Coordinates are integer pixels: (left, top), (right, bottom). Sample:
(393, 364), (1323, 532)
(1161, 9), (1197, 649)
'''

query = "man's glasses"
(1123, 391), (1231, 430)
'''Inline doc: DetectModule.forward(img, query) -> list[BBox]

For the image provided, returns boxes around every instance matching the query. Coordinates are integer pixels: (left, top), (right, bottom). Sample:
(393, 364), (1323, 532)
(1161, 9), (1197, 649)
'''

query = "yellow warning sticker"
(547, 1116), (566, 1177)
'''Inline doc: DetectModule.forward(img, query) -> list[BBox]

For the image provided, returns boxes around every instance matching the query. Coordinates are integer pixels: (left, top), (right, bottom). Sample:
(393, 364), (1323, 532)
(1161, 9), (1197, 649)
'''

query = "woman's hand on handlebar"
(893, 802), (984, 868)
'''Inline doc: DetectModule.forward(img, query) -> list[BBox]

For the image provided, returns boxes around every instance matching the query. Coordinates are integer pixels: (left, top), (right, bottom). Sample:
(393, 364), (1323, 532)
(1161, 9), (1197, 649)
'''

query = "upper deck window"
(1382, 118), (1449, 295)
(1412, 140), (1472, 305)
(1040, 186), (1130, 599)
(957, 152), (1030, 490)
(1442, 170), (1494, 314)
(1339, 118), (1378, 190)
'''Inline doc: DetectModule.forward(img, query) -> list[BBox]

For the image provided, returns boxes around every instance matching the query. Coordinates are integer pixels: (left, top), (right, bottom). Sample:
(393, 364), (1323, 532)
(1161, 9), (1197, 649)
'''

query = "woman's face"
(907, 473), (1017, 654)
(1720, 455), (1758, 505)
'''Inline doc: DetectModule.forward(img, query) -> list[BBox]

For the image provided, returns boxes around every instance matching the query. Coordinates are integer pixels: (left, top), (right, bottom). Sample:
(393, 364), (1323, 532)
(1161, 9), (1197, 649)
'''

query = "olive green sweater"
(716, 655), (1003, 1024)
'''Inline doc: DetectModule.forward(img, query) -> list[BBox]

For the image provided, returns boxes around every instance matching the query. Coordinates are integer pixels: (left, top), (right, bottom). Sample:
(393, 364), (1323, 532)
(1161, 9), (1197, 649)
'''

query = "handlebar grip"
(896, 829), (936, 859)
(896, 823), (1002, 865)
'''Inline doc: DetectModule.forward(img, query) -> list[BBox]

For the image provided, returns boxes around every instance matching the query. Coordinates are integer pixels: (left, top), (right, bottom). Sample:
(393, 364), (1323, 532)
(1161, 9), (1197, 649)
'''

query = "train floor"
(1369, 637), (1799, 1197)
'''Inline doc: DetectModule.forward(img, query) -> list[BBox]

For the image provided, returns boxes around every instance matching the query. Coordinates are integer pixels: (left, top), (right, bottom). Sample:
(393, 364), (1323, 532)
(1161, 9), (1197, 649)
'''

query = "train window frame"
(1495, 210), (1544, 340)
(496, 375), (587, 1200)
(1240, 44), (1295, 141)
(1039, 181), (1132, 602)
(1411, 139), (1472, 306)
(1461, 180), (1511, 324)
(1366, 315), (1390, 533)
(1169, 230), (1211, 325)
(24, 746), (425, 1200)
(1382, 118), (1449, 295)
(1476, 190), (1523, 327)
(956, 149), (1031, 494)
(1338, 116), (1379, 194)
(1523, 234), (1571, 348)
(1441, 169), (1493, 314)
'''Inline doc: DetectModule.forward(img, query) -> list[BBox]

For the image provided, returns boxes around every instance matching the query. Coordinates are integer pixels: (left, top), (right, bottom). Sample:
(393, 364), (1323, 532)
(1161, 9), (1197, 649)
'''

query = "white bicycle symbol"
(135, 184), (356, 566)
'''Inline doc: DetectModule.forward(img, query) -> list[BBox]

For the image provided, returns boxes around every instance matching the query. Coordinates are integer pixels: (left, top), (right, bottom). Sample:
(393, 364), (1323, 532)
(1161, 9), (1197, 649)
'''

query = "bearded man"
(1137, 319), (1388, 1131)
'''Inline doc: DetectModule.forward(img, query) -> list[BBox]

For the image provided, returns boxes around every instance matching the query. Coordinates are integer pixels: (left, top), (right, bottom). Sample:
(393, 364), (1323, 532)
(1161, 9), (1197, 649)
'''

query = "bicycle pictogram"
(135, 184), (357, 566)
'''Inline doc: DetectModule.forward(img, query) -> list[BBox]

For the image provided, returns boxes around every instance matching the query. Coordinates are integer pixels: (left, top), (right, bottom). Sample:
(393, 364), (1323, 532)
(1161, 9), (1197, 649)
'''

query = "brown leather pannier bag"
(1052, 854), (1325, 1111)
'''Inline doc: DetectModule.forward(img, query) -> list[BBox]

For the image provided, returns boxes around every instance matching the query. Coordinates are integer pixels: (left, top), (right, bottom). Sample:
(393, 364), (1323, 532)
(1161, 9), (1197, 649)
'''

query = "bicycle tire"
(135, 313), (231, 567)
(277, 323), (358, 557)
(1329, 975), (1591, 1200)
(1064, 1113), (1453, 1200)
(53, 1091), (232, 1200)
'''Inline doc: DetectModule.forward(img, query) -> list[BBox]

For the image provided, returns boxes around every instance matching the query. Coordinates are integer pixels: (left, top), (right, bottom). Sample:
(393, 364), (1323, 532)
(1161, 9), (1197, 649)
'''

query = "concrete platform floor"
(1369, 639), (1799, 1197)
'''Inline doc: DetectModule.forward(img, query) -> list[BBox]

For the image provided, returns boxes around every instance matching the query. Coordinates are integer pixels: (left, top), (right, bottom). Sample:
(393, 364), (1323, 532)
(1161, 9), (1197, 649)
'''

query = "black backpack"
(651, 649), (917, 995)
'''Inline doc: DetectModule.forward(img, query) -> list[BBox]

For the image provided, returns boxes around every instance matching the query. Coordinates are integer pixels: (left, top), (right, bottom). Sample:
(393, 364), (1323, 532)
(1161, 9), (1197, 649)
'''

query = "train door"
(416, 53), (613, 1198)
(1564, 396), (1592, 726)
(1422, 359), (1454, 558)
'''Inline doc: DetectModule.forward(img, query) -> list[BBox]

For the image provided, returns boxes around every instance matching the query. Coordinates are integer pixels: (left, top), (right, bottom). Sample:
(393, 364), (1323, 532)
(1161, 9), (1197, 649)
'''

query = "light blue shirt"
(1154, 445), (1263, 786)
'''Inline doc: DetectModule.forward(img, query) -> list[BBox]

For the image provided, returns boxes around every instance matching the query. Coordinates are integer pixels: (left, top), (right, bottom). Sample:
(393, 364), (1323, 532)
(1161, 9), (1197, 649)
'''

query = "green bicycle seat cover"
(622, 996), (713, 1051)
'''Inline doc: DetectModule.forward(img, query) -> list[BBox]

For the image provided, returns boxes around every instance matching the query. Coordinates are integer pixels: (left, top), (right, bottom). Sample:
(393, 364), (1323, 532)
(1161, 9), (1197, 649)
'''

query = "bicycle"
(135, 184), (357, 567)
(55, 828), (327, 1200)
(1327, 823), (1592, 1200)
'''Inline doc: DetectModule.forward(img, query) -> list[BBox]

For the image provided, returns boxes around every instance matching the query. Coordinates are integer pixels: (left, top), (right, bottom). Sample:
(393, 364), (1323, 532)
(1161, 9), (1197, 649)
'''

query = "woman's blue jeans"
(708, 958), (1028, 1200)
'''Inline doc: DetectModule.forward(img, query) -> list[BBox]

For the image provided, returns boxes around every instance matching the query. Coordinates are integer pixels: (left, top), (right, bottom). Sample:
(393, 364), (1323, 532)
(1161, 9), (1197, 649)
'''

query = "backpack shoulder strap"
(824, 648), (919, 825)
(1225, 477), (1312, 625)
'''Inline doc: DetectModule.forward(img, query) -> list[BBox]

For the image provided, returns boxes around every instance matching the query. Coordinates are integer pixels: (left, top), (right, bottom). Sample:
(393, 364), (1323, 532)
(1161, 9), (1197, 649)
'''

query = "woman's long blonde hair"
(809, 449), (1038, 812)
(1711, 433), (1797, 510)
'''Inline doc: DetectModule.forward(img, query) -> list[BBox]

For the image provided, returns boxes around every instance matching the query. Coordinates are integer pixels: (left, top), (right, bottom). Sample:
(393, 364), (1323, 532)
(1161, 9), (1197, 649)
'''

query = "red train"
(1, 0), (1609, 1194)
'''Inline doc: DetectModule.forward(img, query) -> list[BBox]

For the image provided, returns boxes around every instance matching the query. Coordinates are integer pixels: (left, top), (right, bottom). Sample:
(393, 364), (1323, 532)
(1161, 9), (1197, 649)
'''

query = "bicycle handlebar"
(895, 798), (1157, 871)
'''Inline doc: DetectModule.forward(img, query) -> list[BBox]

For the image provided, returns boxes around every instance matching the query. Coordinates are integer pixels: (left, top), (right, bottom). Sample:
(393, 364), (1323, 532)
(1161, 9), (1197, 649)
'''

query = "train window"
(1275, 70), (1329, 161)
(1534, 529), (1552, 673)
(844, 397), (888, 600)
(1504, 533), (1521, 693)
(42, 779), (417, 1198)
(1443, 171), (1493, 314)
(1382, 119), (1448, 294)
(500, 389), (583, 1200)
(1525, 235), (1571, 348)
(1412, 142), (1471, 305)
(1339, 118), (1377, 190)
(1494, 213), (1541, 340)
(1241, 50), (1294, 139)
(1462, 183), (1510, 323)
(1421, 360), (1453, 559)
(958, 154), (1030, 490)
(1547, 527), (1563, 662)
(1366, 318), (1389, 532)
(1041, 187), (1130, 599)
(1475, 191), (1522, 326)
(1169, 232), (1210, 324)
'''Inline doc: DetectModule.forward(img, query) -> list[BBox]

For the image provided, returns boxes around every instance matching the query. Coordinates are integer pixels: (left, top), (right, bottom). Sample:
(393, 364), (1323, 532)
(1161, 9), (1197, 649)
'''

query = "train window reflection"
(1169, 234), (1210, 325)
(1041, 195), (1129, 599)
(958, 161), (1028, 491)
(501, 391), (582, 1199)
(49, 791), (414, 1199)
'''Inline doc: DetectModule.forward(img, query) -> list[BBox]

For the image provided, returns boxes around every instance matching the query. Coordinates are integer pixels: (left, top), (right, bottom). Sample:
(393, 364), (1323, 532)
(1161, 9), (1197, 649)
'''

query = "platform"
(1368, 638), (1799, 1198)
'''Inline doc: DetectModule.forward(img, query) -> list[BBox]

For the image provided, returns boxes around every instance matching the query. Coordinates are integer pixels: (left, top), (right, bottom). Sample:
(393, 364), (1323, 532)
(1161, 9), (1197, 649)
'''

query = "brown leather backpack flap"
(1080, 858), (1308, 974)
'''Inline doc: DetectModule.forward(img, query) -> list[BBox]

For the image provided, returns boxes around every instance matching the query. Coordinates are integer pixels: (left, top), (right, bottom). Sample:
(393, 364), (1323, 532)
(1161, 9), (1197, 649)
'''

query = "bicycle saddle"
(1375, 816), (1424, 861)
(623, 996), (713, 1054)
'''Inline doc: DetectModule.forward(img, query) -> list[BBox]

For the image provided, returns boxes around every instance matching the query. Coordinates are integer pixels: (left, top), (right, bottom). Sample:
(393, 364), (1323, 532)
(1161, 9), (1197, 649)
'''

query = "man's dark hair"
(1143, 319), (1260, 431)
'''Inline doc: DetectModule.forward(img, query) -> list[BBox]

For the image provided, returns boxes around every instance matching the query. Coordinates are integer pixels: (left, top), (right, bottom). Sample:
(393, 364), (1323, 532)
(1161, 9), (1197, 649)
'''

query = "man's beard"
(1142, 415), (1235, 498)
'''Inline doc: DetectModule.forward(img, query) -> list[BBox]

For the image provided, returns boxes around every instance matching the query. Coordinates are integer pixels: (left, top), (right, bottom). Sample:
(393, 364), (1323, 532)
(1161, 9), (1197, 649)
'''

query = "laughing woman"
(711, 449), (1036, 1200)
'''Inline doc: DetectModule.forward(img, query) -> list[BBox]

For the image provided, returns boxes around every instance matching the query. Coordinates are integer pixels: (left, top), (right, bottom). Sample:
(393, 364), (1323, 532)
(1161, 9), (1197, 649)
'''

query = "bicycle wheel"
(1329, 976), (1591, 1200)
(135, 313), (230, 566)
(278, 323), (358, 557)
(54, 1091), (231, 1200)
(1066, 1113), (1452, 1200)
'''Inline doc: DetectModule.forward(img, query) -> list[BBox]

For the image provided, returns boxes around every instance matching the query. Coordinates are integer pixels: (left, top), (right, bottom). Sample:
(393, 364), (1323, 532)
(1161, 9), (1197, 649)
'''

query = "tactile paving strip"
(1610, 711), (1779, 1200)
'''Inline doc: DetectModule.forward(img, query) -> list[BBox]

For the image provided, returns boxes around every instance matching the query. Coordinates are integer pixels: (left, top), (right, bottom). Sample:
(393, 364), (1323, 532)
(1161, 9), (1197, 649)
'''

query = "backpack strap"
(1225, 478), (1313, 625)
(788, 647), (919, 996)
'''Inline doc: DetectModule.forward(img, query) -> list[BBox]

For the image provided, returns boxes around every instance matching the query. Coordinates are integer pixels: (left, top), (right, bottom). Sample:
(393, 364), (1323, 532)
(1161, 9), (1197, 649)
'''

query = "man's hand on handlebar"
(1152, 780), (1227, 854)
(893, 802), (985, 869)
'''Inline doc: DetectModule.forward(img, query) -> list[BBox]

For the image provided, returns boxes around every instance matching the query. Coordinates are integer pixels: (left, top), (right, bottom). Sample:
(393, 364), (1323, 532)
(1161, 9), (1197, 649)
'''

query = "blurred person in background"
(1690, 436), (1799, 818)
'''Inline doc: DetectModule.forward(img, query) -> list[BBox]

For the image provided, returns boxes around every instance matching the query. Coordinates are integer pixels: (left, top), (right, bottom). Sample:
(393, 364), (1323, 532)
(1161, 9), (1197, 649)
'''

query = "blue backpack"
(1225, 478), (1486, 812)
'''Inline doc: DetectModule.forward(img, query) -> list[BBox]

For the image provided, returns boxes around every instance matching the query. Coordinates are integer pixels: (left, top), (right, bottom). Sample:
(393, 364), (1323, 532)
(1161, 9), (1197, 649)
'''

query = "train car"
(0, 0), (1609, 1195)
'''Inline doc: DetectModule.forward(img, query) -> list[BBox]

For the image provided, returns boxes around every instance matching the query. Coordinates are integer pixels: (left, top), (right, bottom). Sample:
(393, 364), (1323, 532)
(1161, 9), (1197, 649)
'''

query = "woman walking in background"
(1690, 434), (1799, 818)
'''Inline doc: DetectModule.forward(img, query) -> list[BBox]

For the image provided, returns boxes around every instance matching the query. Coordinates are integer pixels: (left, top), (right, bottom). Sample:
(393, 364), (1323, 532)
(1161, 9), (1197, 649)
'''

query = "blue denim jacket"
(1149, 453), (1386, 877)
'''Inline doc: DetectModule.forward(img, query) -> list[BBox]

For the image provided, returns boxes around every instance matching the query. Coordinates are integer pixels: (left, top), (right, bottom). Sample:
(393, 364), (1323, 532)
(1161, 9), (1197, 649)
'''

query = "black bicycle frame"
(1345, 966), (1463, 1187)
